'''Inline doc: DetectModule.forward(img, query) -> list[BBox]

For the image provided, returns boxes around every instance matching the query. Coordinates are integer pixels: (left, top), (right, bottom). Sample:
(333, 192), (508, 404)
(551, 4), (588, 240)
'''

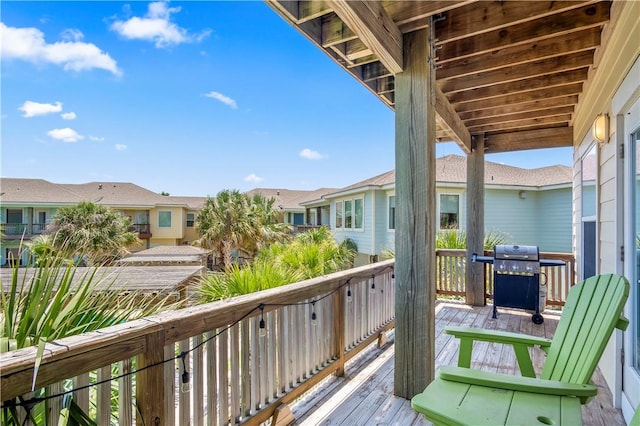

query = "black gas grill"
(473, 244), (562, 324)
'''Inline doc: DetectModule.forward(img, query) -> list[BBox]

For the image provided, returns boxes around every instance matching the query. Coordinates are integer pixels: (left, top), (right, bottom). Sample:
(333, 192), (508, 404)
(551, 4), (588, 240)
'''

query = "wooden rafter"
(485, 127), (573, 152)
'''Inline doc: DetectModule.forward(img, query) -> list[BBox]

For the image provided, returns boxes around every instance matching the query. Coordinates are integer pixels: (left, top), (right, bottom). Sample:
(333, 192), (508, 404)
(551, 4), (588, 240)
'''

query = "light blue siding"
(332, 192), (374, 255)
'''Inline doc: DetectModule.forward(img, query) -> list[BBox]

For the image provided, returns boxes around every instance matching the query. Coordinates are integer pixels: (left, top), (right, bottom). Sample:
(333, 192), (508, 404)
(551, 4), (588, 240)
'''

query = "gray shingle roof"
(324, 155), (571, 198)
(0, 178), (207, 208)
(245, 188), (338, 210)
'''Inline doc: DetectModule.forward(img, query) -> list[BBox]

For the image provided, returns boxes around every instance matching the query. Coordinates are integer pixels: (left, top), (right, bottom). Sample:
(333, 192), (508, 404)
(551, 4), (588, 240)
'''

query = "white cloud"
(204, 91), (237, 109)
(61, 112), (77, 120)
(0, 22), (122, 76)
(47, 127), (84, 143)
(60, 28), (83, 42)
(244, 173), (263, 183)
(110, 2), (211, 48)
(115, 144), (128, 151)
(19, 100), (62, 118)
(89, 135), (105, 142)
(299, 148), (325, 160)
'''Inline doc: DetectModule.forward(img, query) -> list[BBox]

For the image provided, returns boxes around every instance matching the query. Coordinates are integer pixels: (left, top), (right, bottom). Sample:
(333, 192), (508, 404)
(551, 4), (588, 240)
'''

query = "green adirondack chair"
(412, 273), (630, 425)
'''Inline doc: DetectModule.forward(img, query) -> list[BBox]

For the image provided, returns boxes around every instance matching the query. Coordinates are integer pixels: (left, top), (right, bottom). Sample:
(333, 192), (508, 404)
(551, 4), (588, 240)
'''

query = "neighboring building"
(0, 178), (207, 265)
(303, 155), (572, 265)
(245, 187), (337, 230)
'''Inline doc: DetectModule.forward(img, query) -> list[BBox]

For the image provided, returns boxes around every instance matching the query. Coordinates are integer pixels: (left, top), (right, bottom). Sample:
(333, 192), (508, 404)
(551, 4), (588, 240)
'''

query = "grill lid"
(494, 245), (539, 261)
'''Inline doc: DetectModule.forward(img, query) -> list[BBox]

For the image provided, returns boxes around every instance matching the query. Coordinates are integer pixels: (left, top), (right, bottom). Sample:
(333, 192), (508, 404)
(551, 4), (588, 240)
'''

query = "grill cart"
(472, 245), (565, 324)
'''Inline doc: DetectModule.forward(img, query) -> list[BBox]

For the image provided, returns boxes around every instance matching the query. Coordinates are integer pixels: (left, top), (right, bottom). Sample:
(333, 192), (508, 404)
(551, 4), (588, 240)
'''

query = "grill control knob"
(498, 264), (506, 270)
(526, 265), (533, 272)
(511, 264), (519, 271)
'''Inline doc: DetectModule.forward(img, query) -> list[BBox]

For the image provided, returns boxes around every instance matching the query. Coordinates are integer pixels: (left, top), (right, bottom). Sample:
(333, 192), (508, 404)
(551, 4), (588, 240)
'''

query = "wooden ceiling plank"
(362, 62), (392, 82)
(468, 115), (573, 133)
(436, 27), (601, 80)
(436, 3), (610, 64)
(464, 106), (575, 128)
(484, 127), (573, 153)
(382, 1), (474, 27)
(297, 1), (332, 24)
(435, 1), (595, 44)
(346, 54), (380, 68)
(345, 39), (373, 61)
(329, 44), (355, 66)
(447, 68), (589, 105)
(376, 76), (395, 95)
(327, 0), (403, 74)
(321, 14), (358, 47)
(459, 96), (579, 121)
(441, 50), (595, 93)
(456, 83), (582, 113)
(435, 86), (471, 153)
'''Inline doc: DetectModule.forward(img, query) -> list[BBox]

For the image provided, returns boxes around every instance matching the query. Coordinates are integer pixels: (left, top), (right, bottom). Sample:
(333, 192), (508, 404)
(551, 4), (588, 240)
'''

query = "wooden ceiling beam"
(435, 85), (471, 153)
(436, 27), (601, 80)
(484, 127), (573, 153)
(362, 62), (392, 82)
(459, 96), (579, 122)
(447, 68), (589, 105)
(435, 1), (595, 44)
(456, 83), (583, 113)
(297, 1), (332, 24)
(464, 106), (576, 128)
(468, 115), (573, 133)
(436, 3), (610, 63)
(441, 50), (595, 93)
(327, 0), (403, 74)
(321, 14), (358, 48)
(379, 1), (476, 33)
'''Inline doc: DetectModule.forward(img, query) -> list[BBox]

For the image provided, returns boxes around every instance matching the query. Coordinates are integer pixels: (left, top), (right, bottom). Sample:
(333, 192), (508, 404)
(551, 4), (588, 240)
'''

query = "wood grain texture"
(393, 28), (436, 398)
(466, 136), (486, 306)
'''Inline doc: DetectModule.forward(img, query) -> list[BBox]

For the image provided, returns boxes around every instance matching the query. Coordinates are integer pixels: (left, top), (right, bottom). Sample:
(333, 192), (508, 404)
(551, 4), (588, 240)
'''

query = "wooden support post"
(466, 135), (486, 306)
(332, 288), (346, 376)
(394, 27), (436, 399)
(136, 330), (165, 426)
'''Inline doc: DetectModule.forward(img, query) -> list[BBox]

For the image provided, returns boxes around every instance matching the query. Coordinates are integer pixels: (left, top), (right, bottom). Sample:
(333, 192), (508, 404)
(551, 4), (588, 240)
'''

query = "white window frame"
(158, 210), (172, 228)
(335, 197), (364, 231)
(186, 213), (195, 228)
(335, 201), (343, 229)
(388, 194), (396, 231)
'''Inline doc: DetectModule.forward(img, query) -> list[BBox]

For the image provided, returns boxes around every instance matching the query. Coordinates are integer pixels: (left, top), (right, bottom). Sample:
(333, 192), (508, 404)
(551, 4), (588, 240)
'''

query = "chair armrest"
(438, 365), (597, 404)
(445, 326), (552, 347)
(445, 326), (552, 377)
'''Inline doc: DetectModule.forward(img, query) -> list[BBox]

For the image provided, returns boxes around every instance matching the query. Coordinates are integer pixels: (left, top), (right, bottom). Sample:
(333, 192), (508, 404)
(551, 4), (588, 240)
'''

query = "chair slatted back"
(541, 274), (629, 384)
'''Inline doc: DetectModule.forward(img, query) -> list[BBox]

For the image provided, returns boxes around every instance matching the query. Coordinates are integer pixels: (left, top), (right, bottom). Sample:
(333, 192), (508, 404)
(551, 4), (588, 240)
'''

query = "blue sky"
(1, 1), (573, 197)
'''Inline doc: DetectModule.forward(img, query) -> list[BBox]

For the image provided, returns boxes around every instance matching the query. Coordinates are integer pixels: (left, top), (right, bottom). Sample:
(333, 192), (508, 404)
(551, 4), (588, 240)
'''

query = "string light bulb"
(347, 287), (352, 303)
(259, 304), (267, 337)
(370, 275), (376, 294)
(180, 353), (191, 393)
(311, 301), (317, 326)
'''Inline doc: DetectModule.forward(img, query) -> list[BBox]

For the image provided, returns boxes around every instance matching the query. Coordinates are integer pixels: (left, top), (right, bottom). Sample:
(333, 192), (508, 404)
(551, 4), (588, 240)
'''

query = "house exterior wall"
(149, 206), (185, 240)
(331, 192), (373, 258)
(535, 188), (573, 253)
(571, 0), (640, 414)
(378, 190), (395, 255)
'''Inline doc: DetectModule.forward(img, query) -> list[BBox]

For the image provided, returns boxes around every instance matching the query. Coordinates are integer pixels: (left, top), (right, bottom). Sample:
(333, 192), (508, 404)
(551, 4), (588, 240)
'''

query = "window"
(158, 211), (172, 228)
(344, 200), (353, 228)
(186, 213), (195, 227)
(388, 195), (395, 230)
(354, 199), (363, 229)
(6, 209), (22, 224)
(439, 194), (459, 229)
(335, 198), (364, 230)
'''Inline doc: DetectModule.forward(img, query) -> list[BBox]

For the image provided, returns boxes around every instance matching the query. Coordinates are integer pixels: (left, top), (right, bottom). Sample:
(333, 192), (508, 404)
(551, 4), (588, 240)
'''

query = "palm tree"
(195, 190), (291, 269)
(45, 201), (139, 265)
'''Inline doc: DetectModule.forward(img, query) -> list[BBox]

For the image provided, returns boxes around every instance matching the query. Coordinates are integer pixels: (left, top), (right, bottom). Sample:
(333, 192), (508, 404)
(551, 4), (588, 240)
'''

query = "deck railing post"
(136, 329), (166, 426)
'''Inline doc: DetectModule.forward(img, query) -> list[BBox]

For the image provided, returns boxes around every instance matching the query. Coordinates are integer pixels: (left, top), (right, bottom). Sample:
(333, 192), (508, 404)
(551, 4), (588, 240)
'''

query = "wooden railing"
(1, 260), (395, 425)
(0, 223), (48, 238)
(435, 249), (576, 307)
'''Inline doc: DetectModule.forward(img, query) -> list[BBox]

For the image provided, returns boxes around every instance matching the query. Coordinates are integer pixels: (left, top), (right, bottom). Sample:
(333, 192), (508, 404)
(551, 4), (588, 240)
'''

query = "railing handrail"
(0, 259), (395, 400)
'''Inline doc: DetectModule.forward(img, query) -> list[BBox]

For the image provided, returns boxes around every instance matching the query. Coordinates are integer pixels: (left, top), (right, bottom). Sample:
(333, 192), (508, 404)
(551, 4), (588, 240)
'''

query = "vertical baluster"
(118, 359), (132, 424)
(164, 344), (175, 426)
(250, 317), (260, 413)
(193, 334), (204, 426)
(277, 308), (287, 395)
(96, 366), (111, 426)
(218, 328), (229, 426)
(260, 312), (269, 407)
(240, 320), (251, 419)
(267, 311), (276, 400)
(178, 339), (190, 425)
(230, 323), (240, 423)
(288, 305), (298, 387)
(46, 382), (63, 426)
(205, 332), (217, 426)
(73, 373), (90, 415)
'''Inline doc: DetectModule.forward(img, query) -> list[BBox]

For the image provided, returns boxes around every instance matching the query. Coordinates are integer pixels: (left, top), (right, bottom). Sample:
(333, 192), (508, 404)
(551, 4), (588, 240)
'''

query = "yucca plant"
(1, 252), (177, 425)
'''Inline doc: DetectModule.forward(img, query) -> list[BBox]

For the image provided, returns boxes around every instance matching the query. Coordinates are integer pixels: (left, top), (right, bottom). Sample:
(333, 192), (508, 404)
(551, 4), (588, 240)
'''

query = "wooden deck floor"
(290, 301), (625, 426)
